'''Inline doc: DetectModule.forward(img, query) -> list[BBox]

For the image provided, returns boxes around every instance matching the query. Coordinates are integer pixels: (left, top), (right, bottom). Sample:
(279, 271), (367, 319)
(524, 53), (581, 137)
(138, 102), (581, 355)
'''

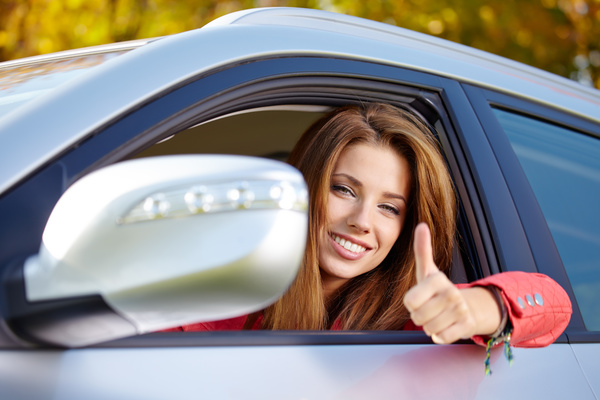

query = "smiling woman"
(261, 103), (458, 332)
(173, 103), (572, 354)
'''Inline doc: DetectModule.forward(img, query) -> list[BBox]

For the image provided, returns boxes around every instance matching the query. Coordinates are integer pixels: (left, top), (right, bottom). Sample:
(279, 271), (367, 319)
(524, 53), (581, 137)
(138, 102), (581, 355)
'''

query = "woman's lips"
(329, 233), (370, 260)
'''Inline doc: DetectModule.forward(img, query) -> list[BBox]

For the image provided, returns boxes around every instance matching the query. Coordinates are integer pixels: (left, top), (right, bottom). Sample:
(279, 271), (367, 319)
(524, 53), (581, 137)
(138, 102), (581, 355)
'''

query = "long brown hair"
(258, 103), (456, 330)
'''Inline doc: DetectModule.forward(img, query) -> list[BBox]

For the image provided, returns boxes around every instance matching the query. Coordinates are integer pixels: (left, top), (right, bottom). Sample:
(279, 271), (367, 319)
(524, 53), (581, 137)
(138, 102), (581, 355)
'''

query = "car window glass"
(494, 108), (600, 331)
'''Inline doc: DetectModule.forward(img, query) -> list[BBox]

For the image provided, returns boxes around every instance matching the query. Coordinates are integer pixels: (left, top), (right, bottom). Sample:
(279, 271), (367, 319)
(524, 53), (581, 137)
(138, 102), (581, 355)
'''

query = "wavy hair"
(255, 103), (457, 330)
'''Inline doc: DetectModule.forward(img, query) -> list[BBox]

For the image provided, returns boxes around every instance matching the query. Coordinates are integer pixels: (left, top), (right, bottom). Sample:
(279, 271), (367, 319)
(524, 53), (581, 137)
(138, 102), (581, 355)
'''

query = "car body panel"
(0, 40), (150, 127)
(0, 341), (594, 400)
(572, 344), (600, 398)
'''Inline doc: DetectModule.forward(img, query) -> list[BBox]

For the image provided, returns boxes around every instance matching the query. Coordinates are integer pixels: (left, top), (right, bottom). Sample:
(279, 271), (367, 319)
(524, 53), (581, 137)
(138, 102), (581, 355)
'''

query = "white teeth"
(331, 234), (366, 254)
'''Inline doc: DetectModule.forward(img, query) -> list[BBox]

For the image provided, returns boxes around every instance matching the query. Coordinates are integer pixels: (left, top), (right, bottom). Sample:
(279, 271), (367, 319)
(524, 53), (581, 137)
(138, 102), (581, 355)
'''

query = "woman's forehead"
(333, 143), (411, 192)
(337, 142), (406, 166)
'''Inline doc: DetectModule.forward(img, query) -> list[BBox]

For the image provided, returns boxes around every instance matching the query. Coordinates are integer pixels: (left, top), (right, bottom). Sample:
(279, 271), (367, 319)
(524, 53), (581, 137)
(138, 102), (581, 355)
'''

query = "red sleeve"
(458, 271), (572, 348)
(179, 315), (250, 331)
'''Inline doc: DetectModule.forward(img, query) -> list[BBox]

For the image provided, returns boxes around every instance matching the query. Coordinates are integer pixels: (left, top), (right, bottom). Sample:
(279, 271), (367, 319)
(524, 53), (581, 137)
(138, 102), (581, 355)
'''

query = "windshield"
(0, 51), (128, 118)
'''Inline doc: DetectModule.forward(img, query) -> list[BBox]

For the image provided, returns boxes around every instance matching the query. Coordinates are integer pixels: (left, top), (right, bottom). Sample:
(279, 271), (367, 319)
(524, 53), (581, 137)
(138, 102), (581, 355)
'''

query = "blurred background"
(0, 0), (598, 88)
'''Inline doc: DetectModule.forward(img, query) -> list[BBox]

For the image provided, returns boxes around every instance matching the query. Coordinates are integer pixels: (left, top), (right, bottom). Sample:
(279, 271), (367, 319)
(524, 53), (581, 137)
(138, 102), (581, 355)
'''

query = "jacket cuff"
(458, 271), (572, 348)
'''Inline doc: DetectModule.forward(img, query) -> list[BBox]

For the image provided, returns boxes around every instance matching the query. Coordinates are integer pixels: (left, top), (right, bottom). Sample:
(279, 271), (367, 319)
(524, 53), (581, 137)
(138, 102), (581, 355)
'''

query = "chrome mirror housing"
(12, 155), (307, 347)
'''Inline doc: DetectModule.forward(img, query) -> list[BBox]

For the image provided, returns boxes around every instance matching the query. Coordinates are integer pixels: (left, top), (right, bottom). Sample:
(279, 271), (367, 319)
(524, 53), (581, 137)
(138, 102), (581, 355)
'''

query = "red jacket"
(173, 271), (572, 348)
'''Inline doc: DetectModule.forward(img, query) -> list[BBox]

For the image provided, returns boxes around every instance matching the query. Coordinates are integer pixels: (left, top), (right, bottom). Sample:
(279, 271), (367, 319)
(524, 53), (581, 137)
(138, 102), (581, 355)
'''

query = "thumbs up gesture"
(403, 223), (501, 344)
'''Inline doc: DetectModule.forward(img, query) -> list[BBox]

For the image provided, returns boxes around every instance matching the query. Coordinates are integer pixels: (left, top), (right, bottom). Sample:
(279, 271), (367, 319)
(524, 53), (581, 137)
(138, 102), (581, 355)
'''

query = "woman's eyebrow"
(332, 173), (362, 187)
(384, 192), (407, 204)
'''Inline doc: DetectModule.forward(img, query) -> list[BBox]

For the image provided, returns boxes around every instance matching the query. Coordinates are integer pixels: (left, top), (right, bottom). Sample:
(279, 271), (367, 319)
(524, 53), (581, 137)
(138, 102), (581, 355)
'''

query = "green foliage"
(0, 0), (598, 88)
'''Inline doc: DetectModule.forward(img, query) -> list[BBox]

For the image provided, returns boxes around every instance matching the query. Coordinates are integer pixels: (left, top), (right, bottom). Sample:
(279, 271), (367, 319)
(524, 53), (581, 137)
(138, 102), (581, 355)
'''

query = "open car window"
(131, 103), (474, 332)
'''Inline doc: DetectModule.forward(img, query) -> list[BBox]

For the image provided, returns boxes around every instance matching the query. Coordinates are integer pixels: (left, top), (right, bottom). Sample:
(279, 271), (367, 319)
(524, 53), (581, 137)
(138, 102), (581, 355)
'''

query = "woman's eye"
(332, 185), (354, 196)
(380, 204), (400, 215)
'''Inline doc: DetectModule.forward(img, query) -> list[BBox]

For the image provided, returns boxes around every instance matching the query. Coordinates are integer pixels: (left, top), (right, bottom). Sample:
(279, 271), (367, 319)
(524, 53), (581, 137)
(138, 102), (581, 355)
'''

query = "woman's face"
(319, 142), (411, 294)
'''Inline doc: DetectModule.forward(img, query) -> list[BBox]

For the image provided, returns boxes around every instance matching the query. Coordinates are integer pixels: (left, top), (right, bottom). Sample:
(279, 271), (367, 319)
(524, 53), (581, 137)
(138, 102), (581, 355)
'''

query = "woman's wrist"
(487, 286), (508, 338)
(461, 286), (504, 337)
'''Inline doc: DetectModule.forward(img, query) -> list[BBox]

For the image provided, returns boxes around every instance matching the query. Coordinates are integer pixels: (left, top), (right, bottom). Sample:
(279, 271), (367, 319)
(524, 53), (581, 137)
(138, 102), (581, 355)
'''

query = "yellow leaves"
(541, 0), (557, 8)
(425, 8), (457, 35)
(440, 7), (457, 25)
(0, 31), (13, 48)
(0, 0), (597, 88)
(65, 0), (85, 10)
(515, 29), (532, 48)
(479, 5), (495, 23)
(44, 0), (63, 14)
(555, 25), (571, 39)
(36, 37), (56, 54)
(573, 0), (590, 14)
(427, 20), (444, 35)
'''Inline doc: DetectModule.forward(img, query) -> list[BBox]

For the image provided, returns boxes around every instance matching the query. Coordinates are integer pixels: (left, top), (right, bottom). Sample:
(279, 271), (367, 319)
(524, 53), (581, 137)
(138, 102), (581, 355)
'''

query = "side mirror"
(5, 155), (307, 347)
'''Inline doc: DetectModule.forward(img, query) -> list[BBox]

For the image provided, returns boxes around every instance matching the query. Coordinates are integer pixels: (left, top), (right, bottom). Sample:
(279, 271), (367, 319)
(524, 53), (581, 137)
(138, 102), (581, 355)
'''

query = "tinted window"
(494, 108), (600, 331)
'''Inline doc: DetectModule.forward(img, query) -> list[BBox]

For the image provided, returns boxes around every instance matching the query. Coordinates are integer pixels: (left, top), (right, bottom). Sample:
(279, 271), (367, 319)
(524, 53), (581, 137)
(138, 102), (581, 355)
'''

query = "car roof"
(0, 7), (598, 194)
(211, 7), (600, 117)
(0, 39), (152, 71)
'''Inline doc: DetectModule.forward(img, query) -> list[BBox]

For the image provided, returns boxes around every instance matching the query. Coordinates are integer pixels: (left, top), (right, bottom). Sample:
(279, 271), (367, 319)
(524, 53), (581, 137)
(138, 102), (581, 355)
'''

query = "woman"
(177, 103), (572, 350)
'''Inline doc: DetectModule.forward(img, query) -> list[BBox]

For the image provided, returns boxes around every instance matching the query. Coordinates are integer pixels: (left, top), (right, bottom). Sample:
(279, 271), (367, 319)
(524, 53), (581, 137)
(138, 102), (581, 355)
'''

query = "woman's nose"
(347, 203), (372, 233)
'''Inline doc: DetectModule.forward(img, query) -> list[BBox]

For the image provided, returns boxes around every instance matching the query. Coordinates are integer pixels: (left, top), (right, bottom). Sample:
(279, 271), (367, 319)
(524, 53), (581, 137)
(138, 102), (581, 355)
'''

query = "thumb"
(414, 222), (439, 283)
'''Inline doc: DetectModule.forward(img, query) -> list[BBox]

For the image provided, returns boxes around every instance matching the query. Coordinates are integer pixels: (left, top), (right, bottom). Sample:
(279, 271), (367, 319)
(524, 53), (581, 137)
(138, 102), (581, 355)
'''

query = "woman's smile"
(329, 232), (369, 258)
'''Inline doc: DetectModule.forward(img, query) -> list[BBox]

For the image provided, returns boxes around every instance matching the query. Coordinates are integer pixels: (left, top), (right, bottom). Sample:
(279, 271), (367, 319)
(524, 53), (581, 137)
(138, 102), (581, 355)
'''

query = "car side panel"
(0, 343), (593, 400)
(572, 344), (600, 398)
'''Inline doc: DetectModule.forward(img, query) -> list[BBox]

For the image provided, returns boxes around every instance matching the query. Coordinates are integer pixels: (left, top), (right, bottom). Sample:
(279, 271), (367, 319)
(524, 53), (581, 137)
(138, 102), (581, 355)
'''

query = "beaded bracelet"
(484, 286), (513, 376)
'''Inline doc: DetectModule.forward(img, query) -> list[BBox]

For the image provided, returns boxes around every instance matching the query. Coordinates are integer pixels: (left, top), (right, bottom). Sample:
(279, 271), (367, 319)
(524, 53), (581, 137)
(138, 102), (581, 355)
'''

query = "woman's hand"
(403, 223), (502, 344)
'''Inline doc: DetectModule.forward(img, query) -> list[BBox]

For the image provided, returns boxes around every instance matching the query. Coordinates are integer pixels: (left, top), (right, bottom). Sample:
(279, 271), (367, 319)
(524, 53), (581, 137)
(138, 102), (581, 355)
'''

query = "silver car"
(0, 7), (599, 400)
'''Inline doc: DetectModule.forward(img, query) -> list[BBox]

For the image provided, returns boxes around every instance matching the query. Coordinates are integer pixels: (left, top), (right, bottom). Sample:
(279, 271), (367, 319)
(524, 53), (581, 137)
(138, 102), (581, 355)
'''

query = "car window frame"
(462, 84), (600, 341)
